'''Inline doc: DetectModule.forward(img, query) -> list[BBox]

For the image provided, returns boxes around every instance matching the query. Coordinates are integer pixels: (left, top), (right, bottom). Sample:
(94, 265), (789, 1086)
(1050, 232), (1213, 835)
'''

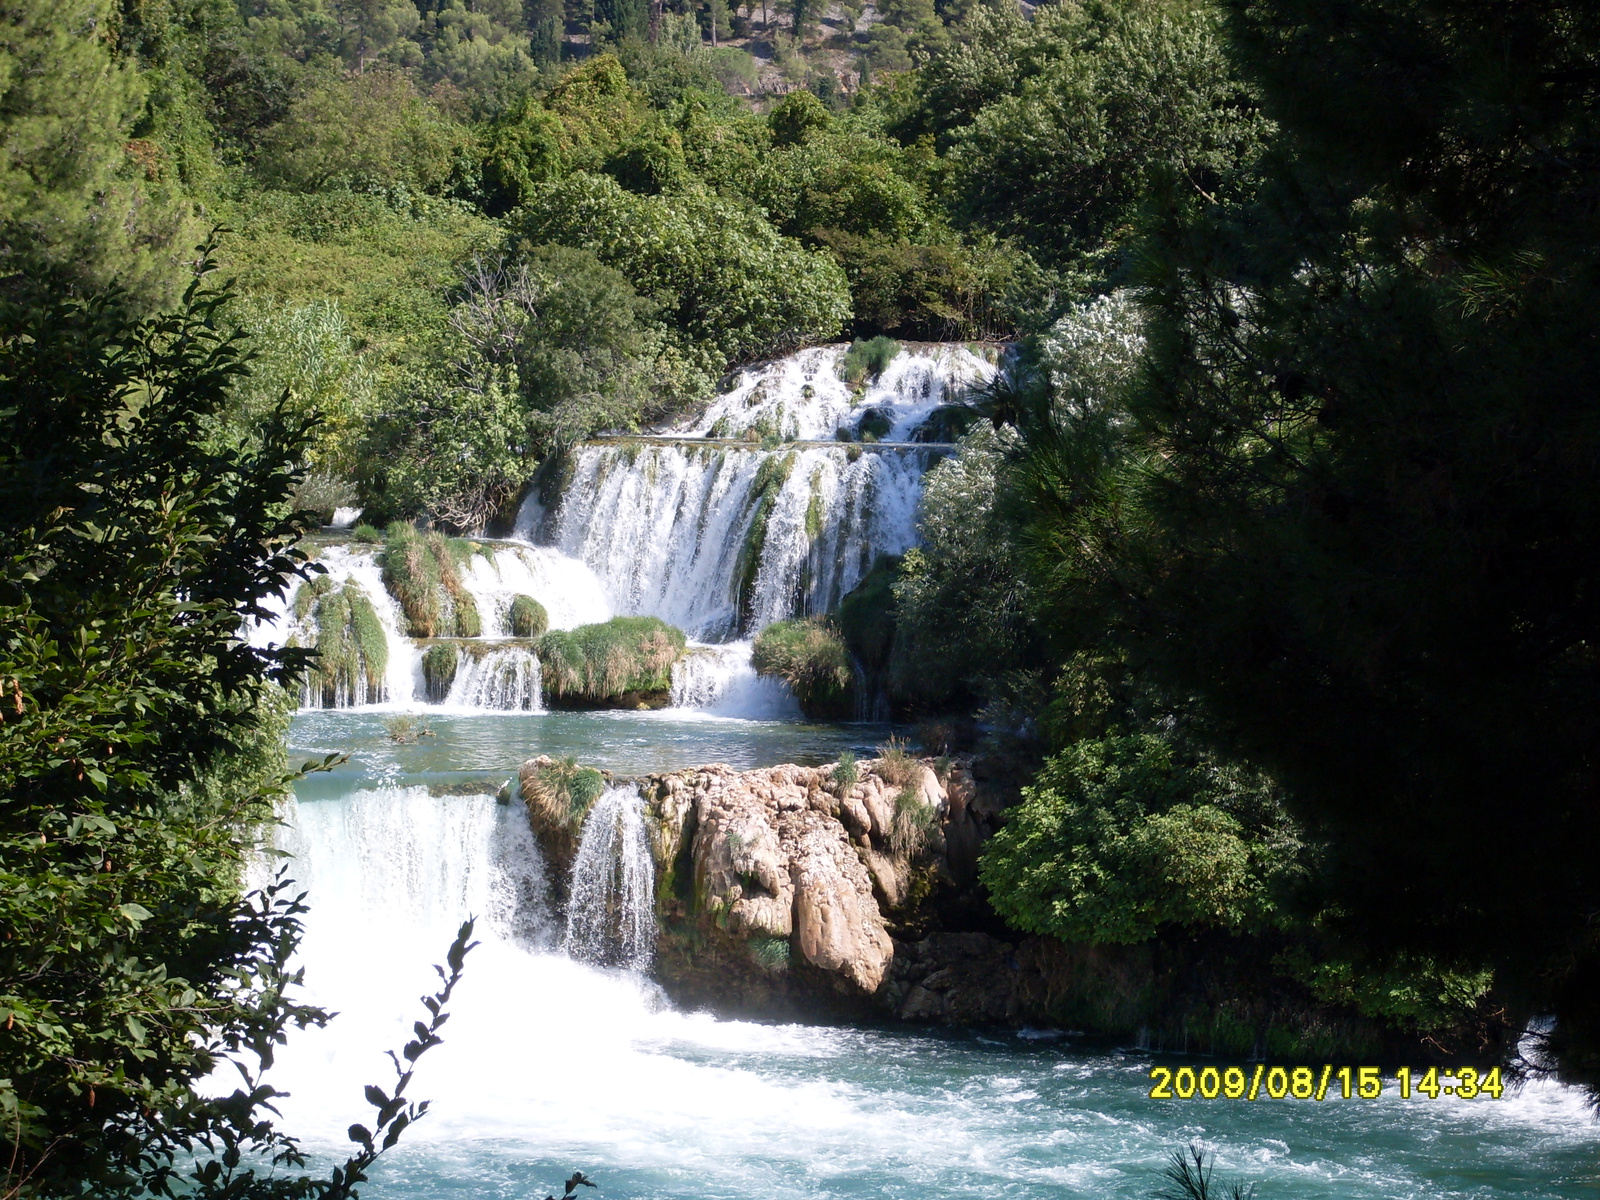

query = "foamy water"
(246, 782), (1600, 1200)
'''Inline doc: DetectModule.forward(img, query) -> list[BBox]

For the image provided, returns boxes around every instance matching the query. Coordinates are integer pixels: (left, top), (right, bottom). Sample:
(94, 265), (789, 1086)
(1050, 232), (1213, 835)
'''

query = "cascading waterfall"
(444, 646), (543, 710)
(672, 642), (799, 719)
(254, 343), (995, 713)
(564, 785), (656, 971)
(544, 444), (930, 640)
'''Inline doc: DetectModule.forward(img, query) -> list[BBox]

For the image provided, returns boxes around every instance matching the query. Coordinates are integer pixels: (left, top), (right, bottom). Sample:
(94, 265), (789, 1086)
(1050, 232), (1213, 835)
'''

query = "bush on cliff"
(537, 616), (686, 706)
(751, 617), (853, 719)
(979, 734), (1297, 945)
(307, 580), (389, 706)
(526, 756), (606, 832)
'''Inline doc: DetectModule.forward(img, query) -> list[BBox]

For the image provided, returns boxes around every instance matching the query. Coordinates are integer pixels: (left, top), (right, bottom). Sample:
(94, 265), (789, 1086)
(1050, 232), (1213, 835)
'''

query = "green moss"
(509, 594), (549, 638)
(804, 466), (825, 541)
(350, 522), (383, 543)
(293, 572), (334, 620)
(537, 616), (687, 705)
(838, 554), (900, 674)
(421, 643), (458, 702)
(731, 451), (797, 627)
(308, 581), (388, 705)
(751, 617), (854, 719)
(856, 408), (893, 440)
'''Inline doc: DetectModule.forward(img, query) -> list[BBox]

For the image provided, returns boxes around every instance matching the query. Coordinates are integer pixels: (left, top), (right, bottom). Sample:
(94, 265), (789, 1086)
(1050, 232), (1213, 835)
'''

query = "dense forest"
(4, 0), (1600, 1193)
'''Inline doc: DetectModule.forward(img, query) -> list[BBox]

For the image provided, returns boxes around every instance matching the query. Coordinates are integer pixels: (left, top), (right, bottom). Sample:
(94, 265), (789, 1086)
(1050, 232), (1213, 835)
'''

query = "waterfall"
(446, 646), (543, 711)
(672, 642), (801, 719)
(547, 444), (930, 640)
(532, 343), (995, 640)
(689, 342), (996, 442)
(564, 785), (655, 971)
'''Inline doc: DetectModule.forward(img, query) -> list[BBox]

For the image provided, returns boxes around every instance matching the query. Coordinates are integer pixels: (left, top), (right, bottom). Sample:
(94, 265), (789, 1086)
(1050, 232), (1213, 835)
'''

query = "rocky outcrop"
(616, 754), (1016, 1016)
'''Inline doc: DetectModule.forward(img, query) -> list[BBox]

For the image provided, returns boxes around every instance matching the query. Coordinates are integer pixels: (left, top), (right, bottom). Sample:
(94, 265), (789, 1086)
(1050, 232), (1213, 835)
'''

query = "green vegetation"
(307, 581), (390, 706)
(839, 335), (900, 385)
(0, 254), (460, 1196)
(537, 616), (686, 706)
(380, 522), (481, 637)
(873, 735), (919, 788)
(526, 756), (608, 831)
(831, 749), (858, 792)
(422, 643), (461, 702)
(889, 784), (936, 858)
(750, 617), (853, 718)
(510, 594), (550, 638)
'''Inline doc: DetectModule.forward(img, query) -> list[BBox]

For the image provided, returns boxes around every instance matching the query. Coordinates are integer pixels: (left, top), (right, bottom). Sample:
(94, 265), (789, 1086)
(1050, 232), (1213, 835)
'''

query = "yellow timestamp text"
(1147, 1064), (1505, 1101)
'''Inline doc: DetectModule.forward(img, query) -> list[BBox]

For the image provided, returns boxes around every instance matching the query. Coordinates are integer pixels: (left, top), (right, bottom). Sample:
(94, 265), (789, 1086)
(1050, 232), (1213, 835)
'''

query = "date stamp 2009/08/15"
(1148, 1064), (1505, 1101)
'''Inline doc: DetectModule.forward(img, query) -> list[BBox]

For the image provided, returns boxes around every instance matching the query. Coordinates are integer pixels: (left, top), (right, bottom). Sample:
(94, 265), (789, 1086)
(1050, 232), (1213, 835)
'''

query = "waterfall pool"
(258, 712), (1600, 1200)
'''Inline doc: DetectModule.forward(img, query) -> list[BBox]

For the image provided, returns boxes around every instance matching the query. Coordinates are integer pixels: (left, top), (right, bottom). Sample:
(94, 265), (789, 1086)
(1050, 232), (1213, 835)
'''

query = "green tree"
(0, 250), (470, 1196)
(256, 69), (471, 192)
(1017, 0), (1600, 1083)
(0, 0), (196, 309)
(980, 734), (1296, 944)
(508, 170), (850, 373)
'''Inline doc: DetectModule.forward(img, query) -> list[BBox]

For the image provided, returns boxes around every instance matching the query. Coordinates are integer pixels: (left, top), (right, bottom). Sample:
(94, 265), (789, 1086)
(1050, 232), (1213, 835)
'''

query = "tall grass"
(526, 756), (607, 831)
(509, 594), (548, 638)
(874, 735), (920, 787)
(839, 336), (901, 385)
(537, 616), (686, 705)
(381, 522), (481, 637)
(308, 581), (388, 705)
(750, 617), (853, 718)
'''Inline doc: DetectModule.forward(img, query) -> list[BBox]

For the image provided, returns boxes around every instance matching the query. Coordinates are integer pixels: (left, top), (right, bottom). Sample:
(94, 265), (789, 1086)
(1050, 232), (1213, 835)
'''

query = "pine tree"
(0, 0), (194, 309)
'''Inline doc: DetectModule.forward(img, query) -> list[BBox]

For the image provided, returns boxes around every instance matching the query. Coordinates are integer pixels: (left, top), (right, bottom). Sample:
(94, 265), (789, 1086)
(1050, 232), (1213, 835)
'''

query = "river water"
(257, 710), (1598, 1200)
(254, 344), (1598, 1196)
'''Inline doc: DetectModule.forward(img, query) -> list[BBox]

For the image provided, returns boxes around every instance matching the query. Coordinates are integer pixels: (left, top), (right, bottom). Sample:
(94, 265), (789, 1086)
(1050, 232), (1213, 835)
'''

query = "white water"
(687, 343), (997, 442)
(671, 642), (801, 719)
(563, 785), (656, 971)
(444, 646), (543, 711)
(256, 780), (1600, 1200)
(544, 444), (927, 640)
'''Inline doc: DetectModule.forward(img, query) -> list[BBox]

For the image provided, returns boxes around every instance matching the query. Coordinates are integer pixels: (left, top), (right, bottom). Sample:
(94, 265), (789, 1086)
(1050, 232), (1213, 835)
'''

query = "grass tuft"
(509, 594), (549, 639)
(751, 618), (853, 719)
(874, 735), (920, 787)
(537, 616), (687, 705)
(839, 336), (900, 385)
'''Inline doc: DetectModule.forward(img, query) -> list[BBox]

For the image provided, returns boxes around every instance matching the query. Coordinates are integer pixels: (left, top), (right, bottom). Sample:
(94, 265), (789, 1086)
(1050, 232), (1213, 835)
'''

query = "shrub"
(977, 735), (1292, 945)
(509, 593), (549, 638)
(422, 643), (459, 702)
(527, 756), (607, 830)
(351, 522), (384, 543)
(750, 617), (853, 719)
(839, 335), (900, 385)
(855, 407), (893, 440)
(385, 714), (432, 743)
(748, 935), (792, 970)
(832, 749), (859, 792)
(508, 172), (850, 371)
(873, 734), (919, 787)
(537, 616), (687, 705)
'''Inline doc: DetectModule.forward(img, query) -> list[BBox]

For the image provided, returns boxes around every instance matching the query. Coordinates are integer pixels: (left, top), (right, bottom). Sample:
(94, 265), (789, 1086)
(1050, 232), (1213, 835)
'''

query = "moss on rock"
(307, 581), (388, 706)
(421, 643), (458, 702)
(509, 594), (548, 638)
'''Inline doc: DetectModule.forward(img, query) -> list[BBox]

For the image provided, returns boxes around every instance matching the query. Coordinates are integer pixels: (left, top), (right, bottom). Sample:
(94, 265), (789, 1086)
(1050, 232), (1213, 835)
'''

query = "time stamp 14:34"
(1147, 1064), (1506, 1101)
